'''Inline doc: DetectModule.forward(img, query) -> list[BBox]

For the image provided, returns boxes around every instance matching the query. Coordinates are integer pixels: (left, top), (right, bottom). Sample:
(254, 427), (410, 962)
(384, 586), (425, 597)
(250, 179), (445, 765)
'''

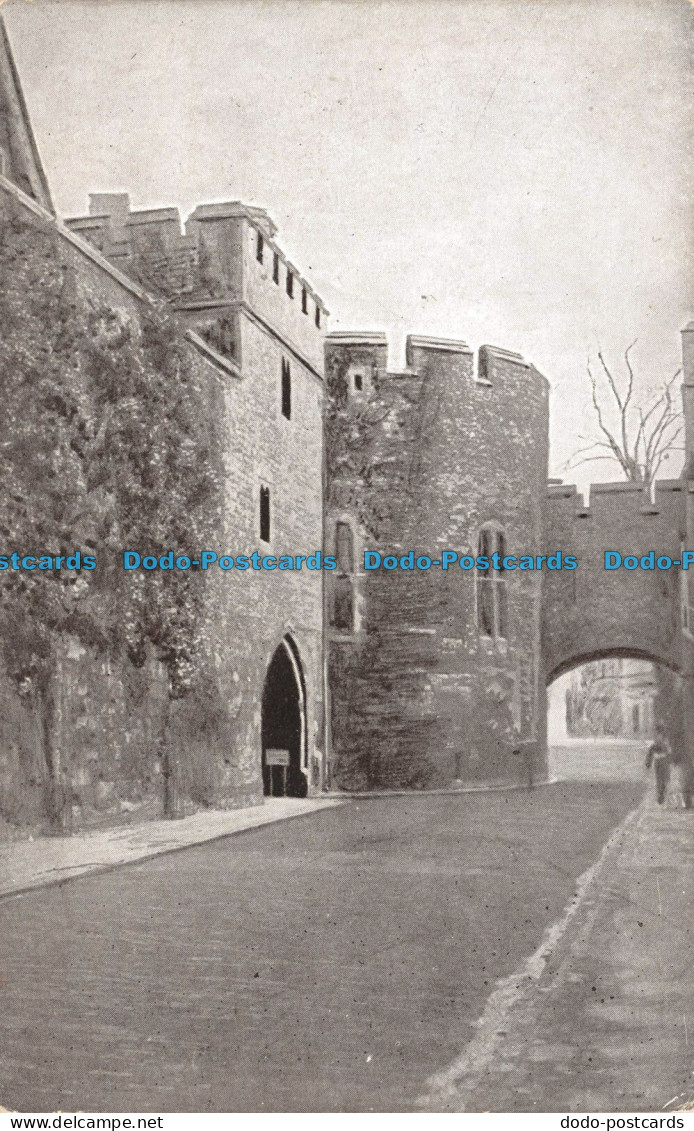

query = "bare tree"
(566, 341), (684, 488)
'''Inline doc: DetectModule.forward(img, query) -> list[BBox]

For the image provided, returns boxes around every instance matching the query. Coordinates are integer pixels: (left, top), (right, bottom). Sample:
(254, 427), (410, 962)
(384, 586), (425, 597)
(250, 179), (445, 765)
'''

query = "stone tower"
(324, 332), (550, 790)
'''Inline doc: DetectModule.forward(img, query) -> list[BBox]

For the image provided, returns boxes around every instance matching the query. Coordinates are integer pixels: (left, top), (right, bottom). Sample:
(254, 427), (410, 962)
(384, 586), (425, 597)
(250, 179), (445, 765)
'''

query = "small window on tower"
(281, 358), (291, 420)
(302, 287), (308, 314)
(260, 486), (271, 543)
(273, 252), (279, 284)
(476, 525), (507, 639)
(256, 231), (264, 264)
(286, 270), (294, 298)
(332, 578), (355, 633)
(354, 373), (363, 392)
(330, 521), (356, 633)
(315, 305), (321, 328)
(477, 349), (489, 383)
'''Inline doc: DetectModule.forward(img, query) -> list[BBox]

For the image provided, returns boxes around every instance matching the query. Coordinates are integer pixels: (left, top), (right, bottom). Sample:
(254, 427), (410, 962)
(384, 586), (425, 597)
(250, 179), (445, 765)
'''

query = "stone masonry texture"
(324, 334), (550, 791)
(0, 18), (693, 831)
(0, 171), (325, 833)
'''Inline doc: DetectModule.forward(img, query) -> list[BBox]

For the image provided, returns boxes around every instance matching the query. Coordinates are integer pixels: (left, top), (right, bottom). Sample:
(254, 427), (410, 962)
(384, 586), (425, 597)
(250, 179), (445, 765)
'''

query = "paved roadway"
(549, 739), (649, 783)
(0, 781), (643, 1112)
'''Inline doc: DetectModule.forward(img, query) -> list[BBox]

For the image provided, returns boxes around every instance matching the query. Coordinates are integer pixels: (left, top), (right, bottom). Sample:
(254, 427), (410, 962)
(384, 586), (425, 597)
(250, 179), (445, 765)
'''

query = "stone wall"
(66, 196), (327, 376)
(0, 168), (326, 836)
(67, 191), (327, 798)
(325, 333), (550, 791)
(679, 323), (694, 765)
(543, 479), (685, 680)
(204, 312), (326, 795)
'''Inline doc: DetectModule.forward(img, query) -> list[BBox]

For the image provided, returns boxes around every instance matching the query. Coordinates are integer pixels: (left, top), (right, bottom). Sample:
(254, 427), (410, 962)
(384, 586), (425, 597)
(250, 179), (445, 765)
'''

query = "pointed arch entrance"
(261, 636), (308, 797)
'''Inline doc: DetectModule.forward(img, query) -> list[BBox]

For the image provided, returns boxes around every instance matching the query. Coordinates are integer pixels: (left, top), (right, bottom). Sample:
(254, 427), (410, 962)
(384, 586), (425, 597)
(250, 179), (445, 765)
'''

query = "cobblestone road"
(0, 783), (642, 1112)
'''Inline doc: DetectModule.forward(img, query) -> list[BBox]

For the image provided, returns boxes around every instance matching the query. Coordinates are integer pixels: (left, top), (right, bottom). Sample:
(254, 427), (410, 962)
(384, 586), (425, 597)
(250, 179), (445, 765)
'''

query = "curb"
(416, 797), (645, 1111)
(322, 778), (559, 800)
(0, 799), (346, 905)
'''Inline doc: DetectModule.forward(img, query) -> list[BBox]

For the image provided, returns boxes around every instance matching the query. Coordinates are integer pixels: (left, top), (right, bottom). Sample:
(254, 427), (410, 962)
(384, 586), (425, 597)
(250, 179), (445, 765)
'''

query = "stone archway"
(546, 650), (683, 783)
(261, 638), (308, 798)
(546, 646), (681, 688)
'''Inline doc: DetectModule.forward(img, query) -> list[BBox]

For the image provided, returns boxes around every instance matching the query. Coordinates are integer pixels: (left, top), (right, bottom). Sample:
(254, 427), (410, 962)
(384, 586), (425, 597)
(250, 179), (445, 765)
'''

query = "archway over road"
(542, 479), (684, 687)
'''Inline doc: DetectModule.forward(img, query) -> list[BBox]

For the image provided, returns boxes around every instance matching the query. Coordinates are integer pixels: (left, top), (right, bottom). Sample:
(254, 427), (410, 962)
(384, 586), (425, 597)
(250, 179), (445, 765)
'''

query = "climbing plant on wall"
(0, 197), (222, 826)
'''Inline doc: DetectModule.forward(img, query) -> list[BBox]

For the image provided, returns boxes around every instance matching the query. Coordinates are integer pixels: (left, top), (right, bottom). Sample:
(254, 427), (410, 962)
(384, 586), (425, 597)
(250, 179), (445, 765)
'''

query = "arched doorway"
(261, 639), (308, 797)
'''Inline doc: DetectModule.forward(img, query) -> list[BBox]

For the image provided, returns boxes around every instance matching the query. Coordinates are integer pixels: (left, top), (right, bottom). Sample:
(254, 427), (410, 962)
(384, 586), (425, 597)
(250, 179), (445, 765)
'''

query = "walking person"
(646, 725), (672, 805)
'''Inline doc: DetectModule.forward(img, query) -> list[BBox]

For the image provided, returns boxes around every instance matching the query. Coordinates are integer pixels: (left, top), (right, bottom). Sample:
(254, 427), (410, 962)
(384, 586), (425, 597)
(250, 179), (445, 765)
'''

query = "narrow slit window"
(335, 522), (354, 573)
(256, 231), (264, 264)
(273, 252), (279, 284)
(331, 521), (356, 632)
(315, 305), (321, 328)
(476, 526), (507, 639)
(354, 373), (363, 392)
(260, 486), (271, 543)
(302, 287), (308, 314)
(281, 358), (291, 420)
(286, 270), (294, 298)
(478, 577), (495, 637)
(331, 578), (354, 632)
(497, 576), (508, 638)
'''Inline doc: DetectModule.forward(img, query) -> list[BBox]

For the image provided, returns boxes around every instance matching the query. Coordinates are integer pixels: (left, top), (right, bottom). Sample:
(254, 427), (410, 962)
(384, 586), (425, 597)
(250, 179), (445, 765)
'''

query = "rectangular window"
(256, 231), (264, 264)
(281, 358), (291, 420)
(331, 577), (354, 632)
(354, 373), (363, 392)
(273, 252), (279, 284)
(302, 287), (308, 314)
(260, 485), (271, 543)
(286, 270), (294, 298)
(315, 305), (321, 328)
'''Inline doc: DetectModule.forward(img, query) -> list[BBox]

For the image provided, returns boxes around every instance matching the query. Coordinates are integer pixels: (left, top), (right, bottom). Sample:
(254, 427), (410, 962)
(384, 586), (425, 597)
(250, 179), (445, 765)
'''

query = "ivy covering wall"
(0, 196), (231, 832)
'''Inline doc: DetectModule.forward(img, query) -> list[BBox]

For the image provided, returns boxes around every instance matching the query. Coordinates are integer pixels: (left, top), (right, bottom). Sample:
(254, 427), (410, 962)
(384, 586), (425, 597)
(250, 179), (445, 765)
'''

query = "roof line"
(0, 17), (54, 214)
(0, 172), (152, 303)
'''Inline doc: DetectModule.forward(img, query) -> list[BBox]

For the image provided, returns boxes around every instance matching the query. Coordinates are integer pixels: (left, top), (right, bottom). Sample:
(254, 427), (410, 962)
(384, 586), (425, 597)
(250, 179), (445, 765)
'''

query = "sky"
(4, 0), (693, 488)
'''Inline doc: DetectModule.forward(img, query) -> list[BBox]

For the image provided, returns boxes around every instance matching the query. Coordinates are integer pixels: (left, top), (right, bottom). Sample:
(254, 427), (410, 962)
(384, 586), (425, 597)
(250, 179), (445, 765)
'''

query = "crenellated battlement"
(406, 333), (472, 360)
(67, 192), (328, 375)
(325, 323), (550, 791)
(326, 331), (388, 346)
(326, 330), (544, 394)
(547, 478), (685, 521)
(67, 194), (326, 310)
(543, 473), (686, 680)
